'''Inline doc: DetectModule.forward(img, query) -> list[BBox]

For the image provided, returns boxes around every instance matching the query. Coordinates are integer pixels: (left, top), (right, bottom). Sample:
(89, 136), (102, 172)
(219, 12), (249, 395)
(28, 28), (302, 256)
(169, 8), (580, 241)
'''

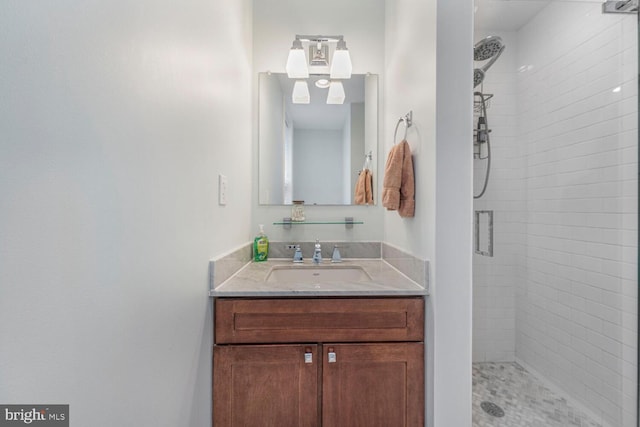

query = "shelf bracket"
(282, 217), (292, 230)
(345, 217), (354, 229)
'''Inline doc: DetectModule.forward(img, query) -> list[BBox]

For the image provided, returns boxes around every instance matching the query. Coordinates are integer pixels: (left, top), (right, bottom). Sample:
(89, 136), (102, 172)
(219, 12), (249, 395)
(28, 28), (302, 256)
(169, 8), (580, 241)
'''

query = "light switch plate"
(218, 174), (228, 205)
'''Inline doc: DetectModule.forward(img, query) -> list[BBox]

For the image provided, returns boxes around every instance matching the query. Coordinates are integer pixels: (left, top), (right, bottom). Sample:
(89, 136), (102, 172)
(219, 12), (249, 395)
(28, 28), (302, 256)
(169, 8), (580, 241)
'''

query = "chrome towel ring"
(393, 111), (413, 144)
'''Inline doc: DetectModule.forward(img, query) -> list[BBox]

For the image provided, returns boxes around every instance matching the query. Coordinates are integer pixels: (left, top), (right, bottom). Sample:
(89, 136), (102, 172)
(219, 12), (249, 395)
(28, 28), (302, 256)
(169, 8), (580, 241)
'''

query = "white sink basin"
(265, 265), (372, 283)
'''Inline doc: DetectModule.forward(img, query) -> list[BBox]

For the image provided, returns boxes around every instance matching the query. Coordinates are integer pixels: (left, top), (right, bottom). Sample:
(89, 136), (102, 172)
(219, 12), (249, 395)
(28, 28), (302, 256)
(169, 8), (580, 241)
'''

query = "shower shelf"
(474, 93), (493, 113)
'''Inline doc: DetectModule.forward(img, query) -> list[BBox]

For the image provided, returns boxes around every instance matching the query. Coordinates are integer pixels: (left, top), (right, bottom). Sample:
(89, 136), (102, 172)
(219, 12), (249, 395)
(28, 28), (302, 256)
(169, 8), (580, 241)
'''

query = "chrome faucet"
(312, 239), (322, 264)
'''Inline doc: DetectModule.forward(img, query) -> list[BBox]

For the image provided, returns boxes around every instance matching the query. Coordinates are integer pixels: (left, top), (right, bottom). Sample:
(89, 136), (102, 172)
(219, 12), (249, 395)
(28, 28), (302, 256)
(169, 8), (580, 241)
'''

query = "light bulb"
(286, 39), (309, 79)
(292, 80), (310, 104)
(326, 81), (345, 104)
(329, 40), (352, 79)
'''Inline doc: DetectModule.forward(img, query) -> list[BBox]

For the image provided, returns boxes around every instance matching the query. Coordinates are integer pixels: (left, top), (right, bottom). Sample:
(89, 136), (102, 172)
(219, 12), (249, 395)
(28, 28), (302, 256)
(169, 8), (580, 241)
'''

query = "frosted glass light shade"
(329, 49), (352, 79)
(292, 80), (310, 104)
(286, 47), (309, 78)
(326, 81), (345, 104)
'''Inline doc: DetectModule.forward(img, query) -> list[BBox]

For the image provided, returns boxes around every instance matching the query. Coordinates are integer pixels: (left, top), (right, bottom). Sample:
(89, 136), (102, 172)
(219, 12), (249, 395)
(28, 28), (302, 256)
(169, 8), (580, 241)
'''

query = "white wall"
(385, 0), (473, 426)
(384, 0), (436, 259)
(0, 2), (478, 427)
(515, 3), (638, 426)
(434, 1), (474, 426)
(252, 0), (385, 242)
(0, 1), (253, 426)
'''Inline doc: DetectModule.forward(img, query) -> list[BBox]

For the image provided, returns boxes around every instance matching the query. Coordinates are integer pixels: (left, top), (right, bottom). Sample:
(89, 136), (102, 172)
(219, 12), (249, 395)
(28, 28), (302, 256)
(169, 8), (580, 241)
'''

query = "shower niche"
(474, 210), (493, 257)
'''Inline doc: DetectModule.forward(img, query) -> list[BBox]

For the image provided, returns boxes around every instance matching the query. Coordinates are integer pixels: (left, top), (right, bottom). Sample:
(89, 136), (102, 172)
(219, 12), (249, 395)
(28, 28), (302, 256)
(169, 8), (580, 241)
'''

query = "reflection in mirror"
(258, 73), (378, 206)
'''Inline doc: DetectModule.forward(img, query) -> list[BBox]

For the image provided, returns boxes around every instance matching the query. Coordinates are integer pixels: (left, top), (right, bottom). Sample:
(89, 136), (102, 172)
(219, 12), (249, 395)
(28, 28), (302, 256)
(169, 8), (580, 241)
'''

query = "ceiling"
(474, 0), (602, 31)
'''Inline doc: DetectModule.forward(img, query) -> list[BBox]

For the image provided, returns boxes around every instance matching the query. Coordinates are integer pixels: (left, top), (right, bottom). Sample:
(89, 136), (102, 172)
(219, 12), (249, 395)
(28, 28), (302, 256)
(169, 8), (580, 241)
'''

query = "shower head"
(474, 36), (504, 61)
(473, 36), (506, 88)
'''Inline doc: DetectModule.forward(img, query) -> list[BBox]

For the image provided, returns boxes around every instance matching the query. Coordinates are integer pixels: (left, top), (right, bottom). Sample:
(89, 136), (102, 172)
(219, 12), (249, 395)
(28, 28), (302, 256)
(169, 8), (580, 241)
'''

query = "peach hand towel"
(354, 169), (373, 205)
(382, 140), (414, 217)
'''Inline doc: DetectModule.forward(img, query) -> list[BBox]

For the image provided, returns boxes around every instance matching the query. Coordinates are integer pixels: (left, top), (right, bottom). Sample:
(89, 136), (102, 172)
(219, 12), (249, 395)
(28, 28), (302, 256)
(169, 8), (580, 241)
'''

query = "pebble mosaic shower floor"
(473, 362), (603, 427)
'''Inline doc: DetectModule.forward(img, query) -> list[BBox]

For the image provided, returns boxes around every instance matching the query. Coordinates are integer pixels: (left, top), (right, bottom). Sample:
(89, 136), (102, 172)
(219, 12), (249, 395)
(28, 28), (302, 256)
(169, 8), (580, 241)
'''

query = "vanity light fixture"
(288, 35), (351, 73)
(286, 38), (309, 79)
(292, 80), (310, 104)
(326, 81), (345, 104)
(329, 38), (352, 79)
(286, 35), (352, 103)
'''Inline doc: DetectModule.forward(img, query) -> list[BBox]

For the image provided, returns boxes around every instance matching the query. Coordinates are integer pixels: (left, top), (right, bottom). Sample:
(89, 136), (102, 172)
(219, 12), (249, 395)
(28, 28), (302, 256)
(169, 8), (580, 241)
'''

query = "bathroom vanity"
(211, 259), (427, 427)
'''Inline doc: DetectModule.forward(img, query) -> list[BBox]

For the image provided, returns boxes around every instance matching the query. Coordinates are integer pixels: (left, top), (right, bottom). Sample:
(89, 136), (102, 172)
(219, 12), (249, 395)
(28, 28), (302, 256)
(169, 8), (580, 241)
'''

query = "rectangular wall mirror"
(258, 72), (378, 206)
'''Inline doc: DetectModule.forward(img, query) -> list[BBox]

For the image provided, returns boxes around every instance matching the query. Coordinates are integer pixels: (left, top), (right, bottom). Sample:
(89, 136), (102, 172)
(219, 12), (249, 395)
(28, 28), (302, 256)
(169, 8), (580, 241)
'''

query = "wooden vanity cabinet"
(213, 297), (425, 427)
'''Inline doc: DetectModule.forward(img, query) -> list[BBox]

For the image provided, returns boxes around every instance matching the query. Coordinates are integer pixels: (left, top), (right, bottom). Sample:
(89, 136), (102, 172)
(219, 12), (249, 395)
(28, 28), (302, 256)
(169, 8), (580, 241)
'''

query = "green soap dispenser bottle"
(253, 224), (269, 262)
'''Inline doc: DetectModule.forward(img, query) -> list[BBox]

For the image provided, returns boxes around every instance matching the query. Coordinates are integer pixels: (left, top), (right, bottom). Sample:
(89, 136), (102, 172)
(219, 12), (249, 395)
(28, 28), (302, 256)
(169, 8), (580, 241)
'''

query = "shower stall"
(472, 1), (638, 426)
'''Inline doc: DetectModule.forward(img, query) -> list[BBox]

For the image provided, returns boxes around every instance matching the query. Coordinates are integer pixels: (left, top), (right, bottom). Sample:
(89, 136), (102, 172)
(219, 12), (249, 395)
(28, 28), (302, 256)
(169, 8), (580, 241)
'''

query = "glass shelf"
(273, 217), (363, 229)
(273, 221), (365, 225)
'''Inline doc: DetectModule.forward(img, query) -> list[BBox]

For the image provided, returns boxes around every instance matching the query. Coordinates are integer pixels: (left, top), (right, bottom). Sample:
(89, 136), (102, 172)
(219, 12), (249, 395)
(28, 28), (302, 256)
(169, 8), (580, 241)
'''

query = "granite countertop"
(210, 259), (428, 297)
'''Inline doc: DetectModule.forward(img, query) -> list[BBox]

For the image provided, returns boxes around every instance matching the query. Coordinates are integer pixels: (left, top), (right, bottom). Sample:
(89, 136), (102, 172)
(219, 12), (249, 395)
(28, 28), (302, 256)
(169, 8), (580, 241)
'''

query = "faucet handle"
(331, 245), (342, 263)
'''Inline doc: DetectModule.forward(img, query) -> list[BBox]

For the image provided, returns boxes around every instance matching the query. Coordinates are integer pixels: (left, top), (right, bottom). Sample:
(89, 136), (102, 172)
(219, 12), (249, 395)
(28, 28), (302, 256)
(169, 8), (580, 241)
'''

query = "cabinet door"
(322, 343), (424, 427)
(214, 345), (319, 427)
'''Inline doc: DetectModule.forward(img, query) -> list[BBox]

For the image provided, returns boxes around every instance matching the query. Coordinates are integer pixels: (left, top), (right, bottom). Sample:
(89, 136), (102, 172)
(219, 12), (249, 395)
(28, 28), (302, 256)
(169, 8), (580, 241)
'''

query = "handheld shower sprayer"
(476, 116), (488, 144)
(477, 116), (488, 144)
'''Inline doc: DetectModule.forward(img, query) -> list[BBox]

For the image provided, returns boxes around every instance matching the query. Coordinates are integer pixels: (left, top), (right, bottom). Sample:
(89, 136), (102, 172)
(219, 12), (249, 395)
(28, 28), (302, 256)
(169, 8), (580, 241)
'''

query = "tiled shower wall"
(472, 30), (522, 363)
(474, 2), (638, 426)
(516, 3), (637, 426)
